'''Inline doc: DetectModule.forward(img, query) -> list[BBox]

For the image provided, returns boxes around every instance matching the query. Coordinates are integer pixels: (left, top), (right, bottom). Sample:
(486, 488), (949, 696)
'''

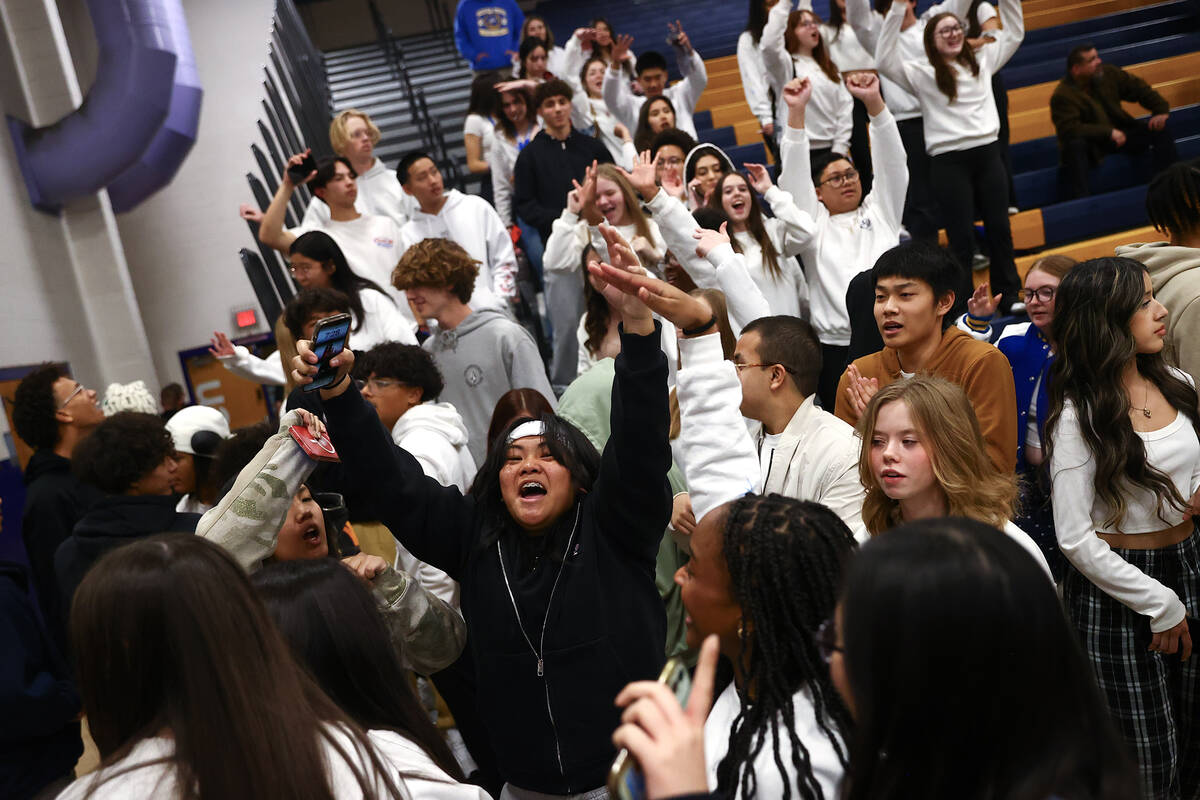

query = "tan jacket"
(835, 326), (1018, 473)
(1116, 242), (1200, 387)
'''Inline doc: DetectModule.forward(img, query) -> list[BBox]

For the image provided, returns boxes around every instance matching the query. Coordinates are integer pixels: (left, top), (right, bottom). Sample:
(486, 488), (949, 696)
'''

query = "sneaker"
(972, 252), (990, 272)
(1008, 206), (1019, 216)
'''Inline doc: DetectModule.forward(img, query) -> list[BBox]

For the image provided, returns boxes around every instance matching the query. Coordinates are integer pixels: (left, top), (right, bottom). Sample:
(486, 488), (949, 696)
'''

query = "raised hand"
(660, 165), (686, 200)
(574, 160), (602, 224)
(238, 203), (264, 223)
(743, 162), (773, 195)
(845, 364), (879, 418)
(495, 78), (538, 93)
(292, 338), (356, 398)
(566, 186), (583, 215)
(624, 150), (659, 201)
(282, 149), (315, 187)
(208, 331), (236, 358)
(782, 77), (813, 109)
(592, 224), (654, 332)
(668, 20), (692, 55)
(966, 282), (1001, 320)
(342, 553), (388, 583)
(611, 635), (720, 799)
(845, 72), (884, 115)
(692, 221), (731, 259)
(611, 33), (635, 66)
(588, 254), (714, 335)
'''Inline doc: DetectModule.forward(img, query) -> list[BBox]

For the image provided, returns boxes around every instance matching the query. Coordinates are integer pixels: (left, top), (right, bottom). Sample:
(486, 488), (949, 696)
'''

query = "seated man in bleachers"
(1050, 43), (1178, 198)
(602, 22), (707, 139)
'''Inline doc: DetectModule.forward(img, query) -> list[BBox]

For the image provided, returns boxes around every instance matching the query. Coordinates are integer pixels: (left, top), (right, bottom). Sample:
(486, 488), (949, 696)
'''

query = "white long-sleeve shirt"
(779, 107), (908, 346)
(644, 190), (772, 334)
(300, 157), (415, 229)
(760, 1), (853, 154)
(737, 30), (775, 128)
(875, 0), (1023, 156)
(602, 48), (708, 138)
(846, 0), (975, 122)
(487, 123), (540, 226)
(796, 0), (876, 73)
(1049, 373), (1200, 633)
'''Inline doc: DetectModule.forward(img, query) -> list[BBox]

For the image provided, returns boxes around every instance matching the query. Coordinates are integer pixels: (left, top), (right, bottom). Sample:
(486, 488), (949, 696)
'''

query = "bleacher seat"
(697, 126), (737, 150)
(725, 142), (768, 168)
(1003, 32), (1200, 89)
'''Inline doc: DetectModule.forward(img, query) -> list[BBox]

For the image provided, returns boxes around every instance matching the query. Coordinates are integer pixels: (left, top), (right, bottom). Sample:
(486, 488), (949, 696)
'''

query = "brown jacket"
(835, 326), (1018, 473)
(1050, 63), (1169, 163)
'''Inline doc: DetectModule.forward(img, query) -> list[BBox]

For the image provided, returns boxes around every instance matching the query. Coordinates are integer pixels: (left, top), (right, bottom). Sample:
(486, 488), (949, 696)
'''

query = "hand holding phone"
(286, 150), (318, 185)
(302, 313), (353, 392)
(608, 635), (719, 800)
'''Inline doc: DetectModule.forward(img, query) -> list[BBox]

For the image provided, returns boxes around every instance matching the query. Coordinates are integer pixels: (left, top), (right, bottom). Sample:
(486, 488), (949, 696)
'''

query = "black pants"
(929, 142), (1023, 315)
(817, 343), (851, 411)
(992, 72), (1017, 209)
(1062, 120), (1179, 199)
(850, 96), (874, 195)
(896, 117), (939, 242)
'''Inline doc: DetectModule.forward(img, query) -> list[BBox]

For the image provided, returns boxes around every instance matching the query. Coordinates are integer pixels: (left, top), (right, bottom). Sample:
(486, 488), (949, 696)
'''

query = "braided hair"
(1146, 160), (1200, 242)
(715, 495), (856, 800)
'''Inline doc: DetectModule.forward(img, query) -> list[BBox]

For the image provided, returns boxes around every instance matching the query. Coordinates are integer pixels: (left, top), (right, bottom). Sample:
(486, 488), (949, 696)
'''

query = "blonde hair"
(856, 376), (1017, 535)
(595, 164), (654, 245)
(329, 110), (381, 156)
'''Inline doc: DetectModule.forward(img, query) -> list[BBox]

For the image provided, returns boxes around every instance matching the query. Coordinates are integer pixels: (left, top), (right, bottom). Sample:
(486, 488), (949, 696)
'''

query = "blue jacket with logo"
(454, 0), (523, 71)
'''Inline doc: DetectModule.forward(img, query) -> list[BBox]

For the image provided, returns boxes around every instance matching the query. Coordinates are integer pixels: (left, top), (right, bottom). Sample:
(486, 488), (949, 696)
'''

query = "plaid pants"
(1063, 534), (1200, 800)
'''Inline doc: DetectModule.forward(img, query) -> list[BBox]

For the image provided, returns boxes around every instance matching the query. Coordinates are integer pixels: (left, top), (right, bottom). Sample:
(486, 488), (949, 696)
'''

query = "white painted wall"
(0, 0), (279, 394)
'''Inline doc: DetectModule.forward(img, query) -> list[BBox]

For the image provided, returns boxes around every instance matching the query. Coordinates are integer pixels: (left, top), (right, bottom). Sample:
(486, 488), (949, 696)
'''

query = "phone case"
(289, 426), (340, 462)
(606, 658), (693, 800)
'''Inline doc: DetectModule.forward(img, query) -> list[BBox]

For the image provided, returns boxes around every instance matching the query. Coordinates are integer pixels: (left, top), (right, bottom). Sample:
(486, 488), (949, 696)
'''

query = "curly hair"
(856, 376), (1017, 535)
(1045, 257), (1199, 528)
(12, 363), (66, 450)
(923, 13), (980, 103)
(356, 342), (446, 402)
(391, 238), (479, 304)
(1146, 161), (1200, 241)
(72, 412), (175, 494)
(716, 495), (855, 800)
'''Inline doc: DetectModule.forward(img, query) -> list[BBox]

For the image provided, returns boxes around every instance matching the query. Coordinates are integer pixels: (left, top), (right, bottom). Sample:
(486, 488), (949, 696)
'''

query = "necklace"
(1131, 379), (1152, 419)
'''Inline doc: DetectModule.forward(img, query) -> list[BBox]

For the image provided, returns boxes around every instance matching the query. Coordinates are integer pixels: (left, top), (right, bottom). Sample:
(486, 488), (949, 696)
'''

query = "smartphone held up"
(302, 313), (352, 392)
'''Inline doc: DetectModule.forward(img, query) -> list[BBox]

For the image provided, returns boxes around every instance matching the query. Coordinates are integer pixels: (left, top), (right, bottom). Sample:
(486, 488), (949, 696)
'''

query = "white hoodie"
(300, 157), (415, 228)
(399, 189), (518, 310)
(390, 401), (476, 610)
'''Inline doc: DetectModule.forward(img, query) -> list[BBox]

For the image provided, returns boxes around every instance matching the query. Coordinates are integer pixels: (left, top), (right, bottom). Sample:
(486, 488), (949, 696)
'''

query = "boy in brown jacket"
(835, 242), (1017, 473)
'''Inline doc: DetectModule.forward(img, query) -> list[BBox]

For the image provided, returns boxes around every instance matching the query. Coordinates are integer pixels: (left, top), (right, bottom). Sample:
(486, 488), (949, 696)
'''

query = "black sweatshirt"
(323, 324), (672, 794)
(513, 128), (614, 242)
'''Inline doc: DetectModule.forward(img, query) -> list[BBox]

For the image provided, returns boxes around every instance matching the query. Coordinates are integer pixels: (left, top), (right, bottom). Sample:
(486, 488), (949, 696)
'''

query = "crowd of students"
(5, 1), (1200, 799)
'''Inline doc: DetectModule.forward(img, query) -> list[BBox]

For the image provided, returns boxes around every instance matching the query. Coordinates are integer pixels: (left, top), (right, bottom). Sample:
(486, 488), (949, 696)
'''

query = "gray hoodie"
(423, 308), (556, 465)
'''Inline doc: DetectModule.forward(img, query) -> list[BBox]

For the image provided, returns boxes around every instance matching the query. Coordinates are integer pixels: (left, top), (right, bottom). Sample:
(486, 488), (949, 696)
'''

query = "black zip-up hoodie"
(0, 561), (81, 800)
(513, 128), (614, 242)
(324, 324), (672, 794)
(54, 495), (201, 614)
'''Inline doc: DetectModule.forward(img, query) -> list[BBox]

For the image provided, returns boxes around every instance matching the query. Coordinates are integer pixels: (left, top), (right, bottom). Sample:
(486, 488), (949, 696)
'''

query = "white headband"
(507, 420), (546, 443)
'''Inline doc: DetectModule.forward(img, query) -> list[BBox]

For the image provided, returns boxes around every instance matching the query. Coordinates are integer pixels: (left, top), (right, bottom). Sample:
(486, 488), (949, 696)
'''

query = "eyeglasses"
(797, 19), (820, 29)
(354, 377), (406, 392)
(58, 383), (85, 409)
(819, 168), (859, 188)
(814, 618), (844, 664)
(734, 362), (797, 375)
(936, 23), (963, 38)
(658, 156), (684, 166)
(1021, 286), (1056, 304)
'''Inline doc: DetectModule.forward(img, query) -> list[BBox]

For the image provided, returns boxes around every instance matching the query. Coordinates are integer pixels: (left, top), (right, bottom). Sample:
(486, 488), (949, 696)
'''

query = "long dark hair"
(589, 16), (615, 62)
(745, 0), (771, 44)
(580, 244), (613, 358)
(467, 72), (501, 117)
(496, 86), (535, 141)
(634, 96), (676, 153)
(290, 231), (393, 334)
(923, 12), (980, 102)
(251, 558), (464, 781)
(840, 518), (1140, 800)
(70, 535), (404, 800)
(707, 172), (783, 280)
(1045, 257), (1200, 528)
(715, 495), (855, 800)
(785, 10), (842, 84)
(518, 37), (549, 80)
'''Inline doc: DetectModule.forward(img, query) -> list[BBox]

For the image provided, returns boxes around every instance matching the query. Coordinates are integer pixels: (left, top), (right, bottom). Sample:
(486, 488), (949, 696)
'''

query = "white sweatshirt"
(300, 157), (415, 229)
(369, 729), (490, 800)
(875, 0), (1023, 156)
(399, 189), (518, 308)
(1049, 371), (1200, 633)
(728, 183), (814, 318)
(390, 401), (477, 610)
(737, 30), (775, 129)
(704, 682), (845, 800)
(644, 190), (773, 335)
(1002, 520), (1054, 580)
(795, 0), (877, 73)
(846, 0), (976, 123)
(289, 213), (408, 310)
(761, 1), (853, 154)
(602, 48), (709, 138)
(779, 108), (908, 346)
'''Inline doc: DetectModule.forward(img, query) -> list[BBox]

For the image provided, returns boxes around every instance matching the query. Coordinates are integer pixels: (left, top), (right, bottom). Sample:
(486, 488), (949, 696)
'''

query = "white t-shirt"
(463, 113), (496, 165)
(758, 430), (784, 483)
(300, 158), (413, 229)
(289, 214), (407, 309)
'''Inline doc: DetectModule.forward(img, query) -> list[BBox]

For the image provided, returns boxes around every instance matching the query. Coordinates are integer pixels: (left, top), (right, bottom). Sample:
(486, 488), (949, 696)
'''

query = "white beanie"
(165, 406), (231, 457)
(101, 381), (158, 416)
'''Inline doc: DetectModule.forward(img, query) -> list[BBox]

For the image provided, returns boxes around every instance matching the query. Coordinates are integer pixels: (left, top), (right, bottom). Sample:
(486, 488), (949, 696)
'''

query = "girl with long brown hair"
(761, 4), (853, 160)
(874, 0), (1024, 315)
(855, 375), (1052, 576)
(1045, 257), (1200, 798)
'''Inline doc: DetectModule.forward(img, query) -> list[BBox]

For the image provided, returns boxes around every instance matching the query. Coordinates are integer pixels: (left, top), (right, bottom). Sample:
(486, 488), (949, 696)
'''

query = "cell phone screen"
(608, 658), (693, 800)
(303, 314), (352, 392)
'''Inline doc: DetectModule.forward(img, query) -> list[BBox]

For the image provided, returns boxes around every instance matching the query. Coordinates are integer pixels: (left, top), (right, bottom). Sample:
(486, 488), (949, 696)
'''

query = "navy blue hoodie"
(454, 0), (523, 72)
